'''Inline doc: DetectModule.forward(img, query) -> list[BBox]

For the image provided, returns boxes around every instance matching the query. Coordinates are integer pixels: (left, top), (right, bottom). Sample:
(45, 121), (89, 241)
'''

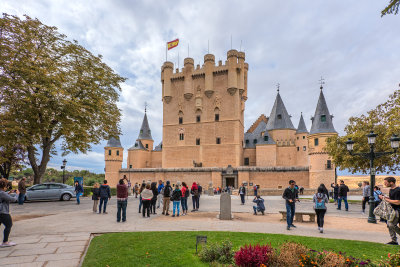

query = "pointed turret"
(265, 91), (295, 131)
(310, 89), (336, 134)
(138, 112), (153, 140)
(106, 136), (122, 148)
(296, 113), (308, 134)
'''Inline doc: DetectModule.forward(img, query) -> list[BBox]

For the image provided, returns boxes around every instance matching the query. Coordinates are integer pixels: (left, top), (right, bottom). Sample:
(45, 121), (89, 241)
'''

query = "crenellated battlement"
(161, 49), (248, 102)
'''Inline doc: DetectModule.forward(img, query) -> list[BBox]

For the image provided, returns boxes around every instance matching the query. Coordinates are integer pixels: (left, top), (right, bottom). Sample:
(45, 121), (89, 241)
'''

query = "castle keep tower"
(161, 50), (249, 167)
(295, 113), (309, 166)
(308, 87), (337, 188)
(104, 137), (123, 186)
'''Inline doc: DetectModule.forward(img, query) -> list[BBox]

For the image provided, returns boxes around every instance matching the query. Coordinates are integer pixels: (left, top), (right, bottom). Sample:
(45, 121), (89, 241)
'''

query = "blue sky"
(1, 1), (399, 174)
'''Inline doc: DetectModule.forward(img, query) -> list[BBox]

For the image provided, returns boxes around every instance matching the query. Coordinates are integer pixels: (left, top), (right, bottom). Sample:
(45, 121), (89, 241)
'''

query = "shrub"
(299, 250), (371, 267)
(199, 240), (234, 264)
(378, 251), (400, 266)
(274, 242), (309, 266)
(234, 244), (274, 267)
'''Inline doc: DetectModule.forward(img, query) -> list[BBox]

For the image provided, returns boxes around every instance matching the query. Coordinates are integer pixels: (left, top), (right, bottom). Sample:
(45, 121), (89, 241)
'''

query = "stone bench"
(279, 211), (315, 223)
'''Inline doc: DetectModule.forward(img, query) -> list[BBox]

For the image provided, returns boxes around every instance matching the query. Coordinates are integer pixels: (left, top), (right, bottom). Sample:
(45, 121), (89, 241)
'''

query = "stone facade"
(104, 50), (337, 189)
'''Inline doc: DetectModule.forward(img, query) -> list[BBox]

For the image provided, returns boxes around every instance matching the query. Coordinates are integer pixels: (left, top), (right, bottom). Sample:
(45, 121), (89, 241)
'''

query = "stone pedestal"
(219, 192), (232, 220)
(208, 188), (214, 196)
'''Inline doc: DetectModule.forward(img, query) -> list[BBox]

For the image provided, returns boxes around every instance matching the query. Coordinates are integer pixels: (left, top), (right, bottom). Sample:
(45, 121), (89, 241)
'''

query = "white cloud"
(1, 0), (399, 173)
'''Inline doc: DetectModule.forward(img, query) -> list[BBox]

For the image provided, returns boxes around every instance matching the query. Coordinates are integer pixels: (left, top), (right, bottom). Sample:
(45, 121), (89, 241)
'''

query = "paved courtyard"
(0, 194), (389, 266)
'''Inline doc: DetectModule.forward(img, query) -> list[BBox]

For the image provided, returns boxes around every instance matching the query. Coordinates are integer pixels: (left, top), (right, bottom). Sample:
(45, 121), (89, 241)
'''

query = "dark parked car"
(25, 183), (76, 201)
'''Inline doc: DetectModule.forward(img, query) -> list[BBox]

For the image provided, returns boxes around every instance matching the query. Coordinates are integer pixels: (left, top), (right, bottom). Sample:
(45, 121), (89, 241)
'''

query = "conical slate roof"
(244, 118), (275, 148)
(296, 113), (308, 134)
(129, 140), (146, 150)
(106, 137), (122, 148)
(154, 142), (163, 151)
(310, 89), (336, 134)
(265, 92), (295, 131)
(138, 112), (153, 140)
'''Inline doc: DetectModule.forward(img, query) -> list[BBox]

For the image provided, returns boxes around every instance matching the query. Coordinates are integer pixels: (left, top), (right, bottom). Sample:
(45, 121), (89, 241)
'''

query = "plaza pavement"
(0, 194), (390, 267)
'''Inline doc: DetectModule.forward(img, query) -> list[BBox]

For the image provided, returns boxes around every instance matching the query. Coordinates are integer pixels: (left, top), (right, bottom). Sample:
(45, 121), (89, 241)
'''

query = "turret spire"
(106, 136), (122, 148)
(310, 88), (336, 134)
(138, 111), (153, 140)
(265, 90), (295, 131)
(296, 112), (308, 134)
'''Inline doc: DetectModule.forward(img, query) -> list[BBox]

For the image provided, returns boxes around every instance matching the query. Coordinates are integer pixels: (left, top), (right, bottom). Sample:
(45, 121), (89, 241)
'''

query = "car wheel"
(61, 194), (71, 201)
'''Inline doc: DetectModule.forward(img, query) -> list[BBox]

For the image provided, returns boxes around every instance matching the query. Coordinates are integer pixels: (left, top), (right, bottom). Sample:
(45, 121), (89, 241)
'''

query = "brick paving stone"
(64, 236), (90, 242)
(0, 249), (13, 257)
(45, 240), (87, 248)
(45, 258), (80, 267)
(56, 245), (86, 253)
(10, 237), (41, 244)
(39, 236), (65, 243)
(0, 255), (36, 265)
(12, 242), (47, 250)
(35, 252), (81, 262)
(3, 262), (44, 267)
(10, 247), (57, 257)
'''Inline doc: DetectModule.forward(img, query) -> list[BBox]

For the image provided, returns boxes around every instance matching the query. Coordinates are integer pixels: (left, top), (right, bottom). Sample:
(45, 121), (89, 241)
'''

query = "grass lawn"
(82, 231), (399, 267)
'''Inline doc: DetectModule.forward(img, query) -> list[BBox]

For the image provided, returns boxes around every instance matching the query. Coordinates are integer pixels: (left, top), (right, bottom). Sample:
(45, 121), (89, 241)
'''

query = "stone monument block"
(219, 192), (232, 220)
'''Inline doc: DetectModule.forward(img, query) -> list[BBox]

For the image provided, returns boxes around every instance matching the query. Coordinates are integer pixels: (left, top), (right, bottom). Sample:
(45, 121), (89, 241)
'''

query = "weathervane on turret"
(276, 83), (280, 93)
(319, 76), (325, 90)
(144, 102), (148, 113)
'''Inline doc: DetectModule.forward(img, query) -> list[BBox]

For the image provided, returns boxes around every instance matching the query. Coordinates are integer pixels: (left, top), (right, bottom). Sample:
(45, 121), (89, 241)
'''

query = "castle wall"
(295, 133), (309, 166)
(117, 167), (309, 189)
(104, 147), (123, 187)
(256, 145), (277, 166)
(150, 151), (162, 168)
(276, 146), (297, 166)
(128, 149), (151, 168)
(243, 148), (256, 166)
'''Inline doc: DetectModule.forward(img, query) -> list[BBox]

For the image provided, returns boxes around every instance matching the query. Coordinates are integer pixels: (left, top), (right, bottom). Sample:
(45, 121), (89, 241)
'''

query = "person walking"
(337, 180), (349, 211)
(330, 183), (339, 205)
(191, 182), (199, 212)
(162, 181), (173, 216)
(134, 183), (139, 198)
(0, 178), (18, 247)
(362, 181), (371, 214)
(171, 184), (182, 217)
(150, 182), (158, 214)
(197, 183), (202, 208)
(282, 180), (299, 230)
(319, 184), (329, 200)
(74, 181), (84, 205)
(17, 177), (26, 205)
(252, 195), (265, 215)
(141, 183), (153, 218)
(138, 183), (146, 213)
(91, 183), (100, 213)
(181, 182), (189, 215)
(313, 186), (329, 233)
(157, 180), (164, 209)
(116, 179), (128, 222)
(253, 185), (258, 196)
(99, 180), (111, 214)
(239, 183), (246, 205)
(379, 177), (400, 245)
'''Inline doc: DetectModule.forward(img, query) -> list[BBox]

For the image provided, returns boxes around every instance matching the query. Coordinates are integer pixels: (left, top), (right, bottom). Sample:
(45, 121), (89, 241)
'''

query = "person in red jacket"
(116, 178), (128, 222)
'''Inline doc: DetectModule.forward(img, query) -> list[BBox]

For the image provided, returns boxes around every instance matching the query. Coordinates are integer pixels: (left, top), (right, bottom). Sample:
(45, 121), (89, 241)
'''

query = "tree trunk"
(27, 144), (51, 184)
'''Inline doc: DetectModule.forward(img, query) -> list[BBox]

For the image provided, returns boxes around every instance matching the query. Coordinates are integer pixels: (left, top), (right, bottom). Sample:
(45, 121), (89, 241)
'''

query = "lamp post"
(61, 159), (67, 184)
(345, 132), (400, 223)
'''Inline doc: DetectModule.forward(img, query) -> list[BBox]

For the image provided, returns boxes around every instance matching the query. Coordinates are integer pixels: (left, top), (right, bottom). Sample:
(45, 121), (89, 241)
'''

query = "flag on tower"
(167, 39), (179, 50)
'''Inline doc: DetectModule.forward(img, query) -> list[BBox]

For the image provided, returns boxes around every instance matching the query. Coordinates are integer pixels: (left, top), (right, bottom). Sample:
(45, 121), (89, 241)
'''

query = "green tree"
(382, 0), (400, 16)
(0, 14), (126, 184)
(326, 88), (400, 174)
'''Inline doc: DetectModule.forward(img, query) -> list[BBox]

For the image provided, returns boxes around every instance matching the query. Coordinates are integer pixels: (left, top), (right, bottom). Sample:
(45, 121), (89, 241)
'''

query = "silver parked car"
(25, 183), (76, 201)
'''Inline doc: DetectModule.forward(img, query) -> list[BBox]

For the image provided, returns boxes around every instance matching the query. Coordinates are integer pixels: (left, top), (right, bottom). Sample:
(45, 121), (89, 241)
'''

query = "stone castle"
(104, 50), (337, 189)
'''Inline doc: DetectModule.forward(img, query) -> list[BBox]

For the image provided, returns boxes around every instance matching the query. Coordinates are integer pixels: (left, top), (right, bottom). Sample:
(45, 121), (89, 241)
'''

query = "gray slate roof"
(106, 137), (122, 148)
(138, 113), (153, 140)
(129, 140), (146, 150)
(244, 119), (275, 148)
(154, 142), (163, 151)
(296, 113), (308, 134)
(265, 92), (295, 131)
(310, 89), (336, 134)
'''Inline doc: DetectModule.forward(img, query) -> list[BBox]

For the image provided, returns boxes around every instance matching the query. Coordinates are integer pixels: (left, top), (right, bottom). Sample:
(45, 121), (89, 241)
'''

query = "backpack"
(164, 186), (171, 197)
(315, 195), (326, 209)
(184, 187), (190, 198)
(374, 200), (396, 222)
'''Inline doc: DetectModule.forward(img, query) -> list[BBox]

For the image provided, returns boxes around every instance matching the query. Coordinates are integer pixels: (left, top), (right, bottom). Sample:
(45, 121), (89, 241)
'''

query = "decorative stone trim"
(119, 166), (309, 173)
(227, 87), (237, 96)
(163, 96), (172, 104)
(204, 90), (214, 98)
